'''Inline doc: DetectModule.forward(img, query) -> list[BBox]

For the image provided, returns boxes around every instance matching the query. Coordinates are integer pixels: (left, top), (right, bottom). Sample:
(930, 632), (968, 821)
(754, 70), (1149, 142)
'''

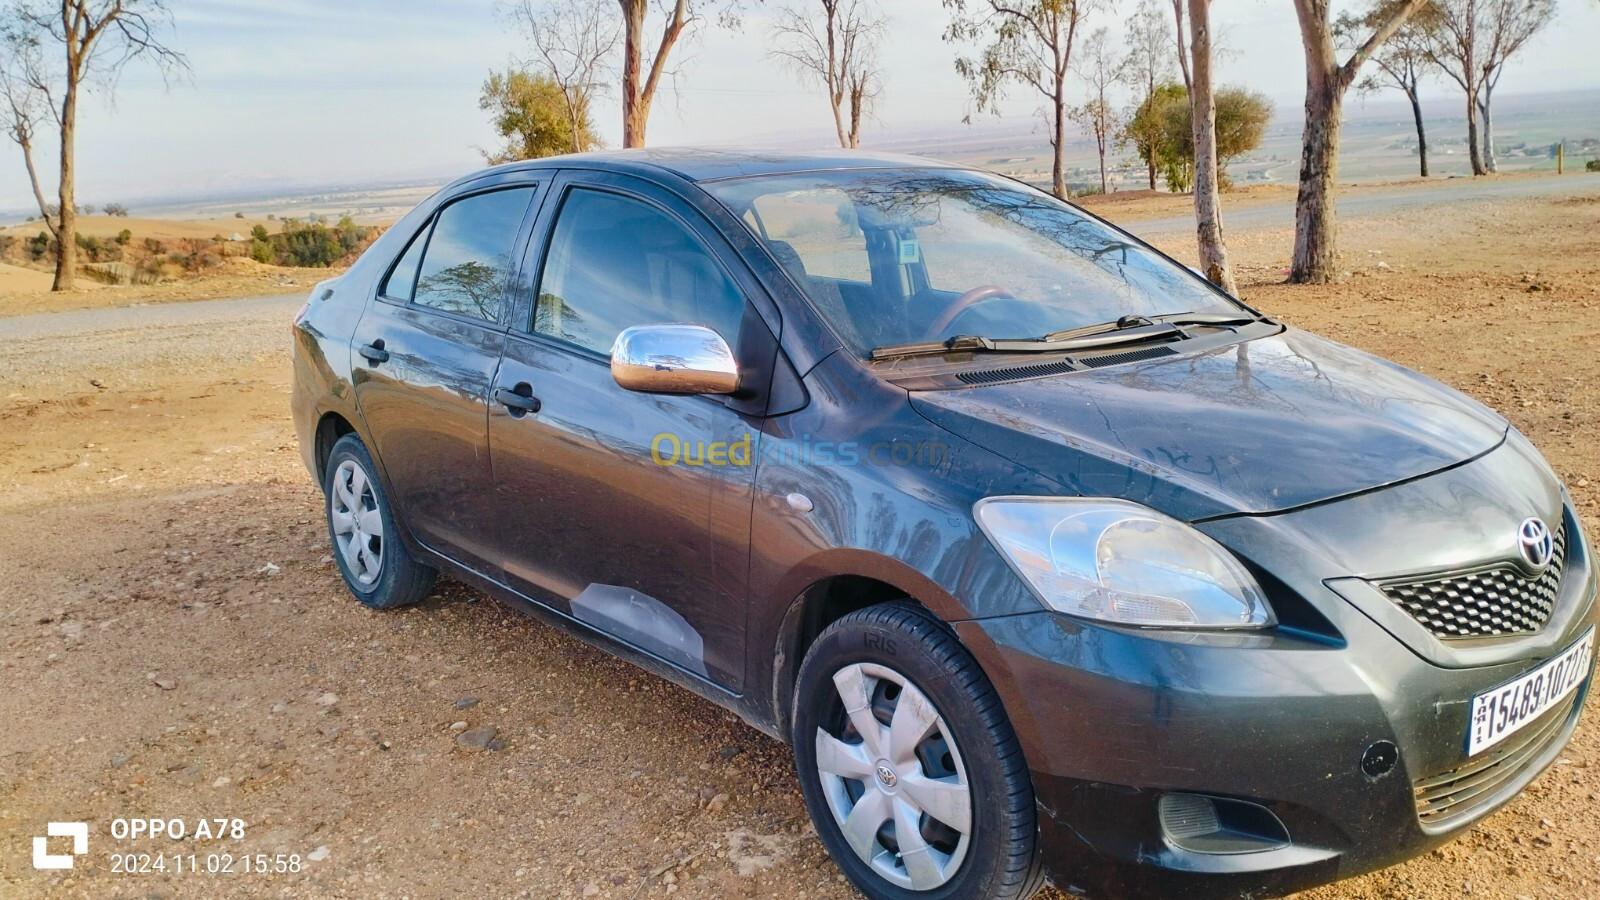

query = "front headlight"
(975, 497), (1274, 629)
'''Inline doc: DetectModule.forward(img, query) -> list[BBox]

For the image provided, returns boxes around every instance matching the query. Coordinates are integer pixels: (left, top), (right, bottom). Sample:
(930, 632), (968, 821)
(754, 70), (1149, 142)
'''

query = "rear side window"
(532, 188), (746, 355)
(386, 187), (535, 321)
(380, 228), (426, 301)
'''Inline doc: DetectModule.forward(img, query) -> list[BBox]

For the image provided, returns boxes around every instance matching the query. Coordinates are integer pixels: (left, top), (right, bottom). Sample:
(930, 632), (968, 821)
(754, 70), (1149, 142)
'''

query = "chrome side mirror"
(610, 324), (740, 395)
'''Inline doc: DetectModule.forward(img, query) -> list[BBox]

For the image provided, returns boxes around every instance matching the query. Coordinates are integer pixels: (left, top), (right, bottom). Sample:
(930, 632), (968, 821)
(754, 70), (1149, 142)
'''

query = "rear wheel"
(324, 434), (435, 609)
(792, 602), (1043, 900)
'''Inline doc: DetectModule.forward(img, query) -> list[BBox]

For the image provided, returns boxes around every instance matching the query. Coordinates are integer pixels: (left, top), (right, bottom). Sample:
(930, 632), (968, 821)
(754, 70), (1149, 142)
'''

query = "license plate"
(1467, 627), (1593, 757)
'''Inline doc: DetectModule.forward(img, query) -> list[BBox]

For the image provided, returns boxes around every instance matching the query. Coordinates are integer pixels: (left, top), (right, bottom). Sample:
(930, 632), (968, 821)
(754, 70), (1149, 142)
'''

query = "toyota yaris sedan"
(291, 149), (1595, 899)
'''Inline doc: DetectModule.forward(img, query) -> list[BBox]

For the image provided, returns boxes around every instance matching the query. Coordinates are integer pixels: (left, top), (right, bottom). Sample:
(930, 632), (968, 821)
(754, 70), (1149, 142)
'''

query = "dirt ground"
(2, 177), (1599, 899)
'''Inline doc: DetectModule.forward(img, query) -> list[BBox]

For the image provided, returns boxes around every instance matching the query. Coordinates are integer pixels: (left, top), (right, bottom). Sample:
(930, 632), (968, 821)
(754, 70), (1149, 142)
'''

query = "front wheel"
(792, 602), (1043, 900)
(324, 434), (436, 609)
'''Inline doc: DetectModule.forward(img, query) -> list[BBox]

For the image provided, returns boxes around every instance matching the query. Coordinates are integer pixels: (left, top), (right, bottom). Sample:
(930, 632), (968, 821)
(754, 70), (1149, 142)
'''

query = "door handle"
(494, 383), (541, 415)
(358, 341), (389, 364)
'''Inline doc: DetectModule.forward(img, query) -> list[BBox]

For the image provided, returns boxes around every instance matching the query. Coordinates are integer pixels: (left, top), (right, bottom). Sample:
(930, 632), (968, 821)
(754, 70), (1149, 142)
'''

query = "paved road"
(0, 293), (307, 394)
(0, 292), (305, 341)
(1124, 172), (1600, 238)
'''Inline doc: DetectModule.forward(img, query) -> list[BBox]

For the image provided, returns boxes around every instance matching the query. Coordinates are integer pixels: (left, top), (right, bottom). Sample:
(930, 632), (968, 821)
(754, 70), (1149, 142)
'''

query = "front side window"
(707, 169), (1242, 355)
(532, 188), (746, 355)
(402, 187), (535, 321)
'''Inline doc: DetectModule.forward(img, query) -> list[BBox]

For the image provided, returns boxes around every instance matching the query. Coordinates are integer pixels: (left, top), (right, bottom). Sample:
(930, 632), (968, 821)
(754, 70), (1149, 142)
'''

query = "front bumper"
(958, 513), (1597, 898)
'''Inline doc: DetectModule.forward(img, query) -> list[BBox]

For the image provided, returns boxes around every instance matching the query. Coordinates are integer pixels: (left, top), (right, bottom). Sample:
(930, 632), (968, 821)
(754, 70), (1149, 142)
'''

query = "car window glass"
(412, 187), (535, 321)
(380, 224), (428, 301)
(533, 189), (746, 355)
(707, 169), (1238, 354)
(750, 188), (870, 283)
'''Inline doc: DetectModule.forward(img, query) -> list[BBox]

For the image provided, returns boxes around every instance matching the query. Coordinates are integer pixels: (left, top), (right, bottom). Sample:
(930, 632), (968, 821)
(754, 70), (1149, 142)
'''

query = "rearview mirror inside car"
(610, 324), (741, 395)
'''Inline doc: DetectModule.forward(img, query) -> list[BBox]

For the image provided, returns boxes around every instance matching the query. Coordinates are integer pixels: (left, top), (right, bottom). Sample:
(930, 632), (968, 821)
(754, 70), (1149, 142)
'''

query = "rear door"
(352, 181), (541, 576)
(487, 172), (770, 691)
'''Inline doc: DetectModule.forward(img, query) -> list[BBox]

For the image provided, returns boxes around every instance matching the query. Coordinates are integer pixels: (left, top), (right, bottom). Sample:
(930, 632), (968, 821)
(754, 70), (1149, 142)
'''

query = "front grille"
(1413, 697), (1577, 827)
(1378, 522), (1567, 639)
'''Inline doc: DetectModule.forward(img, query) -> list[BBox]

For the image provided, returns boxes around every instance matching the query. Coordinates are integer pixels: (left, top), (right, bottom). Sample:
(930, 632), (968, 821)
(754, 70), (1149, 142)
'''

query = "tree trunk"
(1289, 0), (1424, 283)
(619, 0), (647, 147)
(848, 84), (864, 148)
(1097, 134), (1108, 194)
(1408, 90), (1428, 178)
(1290, 76), (1343, 282)
(1188, 0), (1236, 294)
(826, 6), (847, 149)
(1478, 88), (1497, 173)
(1171, 0), (1192, 93)
(1050, 83), (1068, 199)
(1289, 10), (1342, 284)
(1464, 89), (1485, 175)
(19, 133), (60, 240)
(1147, 158), (1157, 191)
(53, 73), (78, 291)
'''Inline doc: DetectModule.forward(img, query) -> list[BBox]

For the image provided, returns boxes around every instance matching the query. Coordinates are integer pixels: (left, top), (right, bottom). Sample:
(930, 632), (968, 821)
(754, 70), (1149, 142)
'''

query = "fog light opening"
(1158, 793), (1291, 855)
(1361, 740), (1400, 780)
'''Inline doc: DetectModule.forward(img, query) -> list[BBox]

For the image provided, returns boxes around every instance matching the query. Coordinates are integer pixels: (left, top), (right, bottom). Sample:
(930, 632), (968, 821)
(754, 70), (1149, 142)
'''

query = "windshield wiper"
(1041, 311), (1259, 342)
(871, 321), (1183, 361)
(869, 311), (1264, 361)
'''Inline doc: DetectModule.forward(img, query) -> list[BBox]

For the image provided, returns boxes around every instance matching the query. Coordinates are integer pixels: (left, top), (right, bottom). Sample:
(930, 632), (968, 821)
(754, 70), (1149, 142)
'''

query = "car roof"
(485, 147), (964, 184)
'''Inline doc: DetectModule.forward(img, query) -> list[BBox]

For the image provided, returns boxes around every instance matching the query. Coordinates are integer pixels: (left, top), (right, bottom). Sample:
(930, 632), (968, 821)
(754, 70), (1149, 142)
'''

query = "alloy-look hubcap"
(814, 662), (972, 891)
(330, 459), (384, 586)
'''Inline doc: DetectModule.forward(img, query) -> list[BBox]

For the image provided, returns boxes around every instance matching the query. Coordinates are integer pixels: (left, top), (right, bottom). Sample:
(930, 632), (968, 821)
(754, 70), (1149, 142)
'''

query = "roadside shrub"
(235, 211), (245, 218)
(135, 256), (165, 283)
(114, 229), (132, 246)
(249, 218), (377, 268)
(143, 237), (166, 254)
(75, 233), (111, 262)
(27, 231), (51, 261)
(1587, 159), (1600, 172)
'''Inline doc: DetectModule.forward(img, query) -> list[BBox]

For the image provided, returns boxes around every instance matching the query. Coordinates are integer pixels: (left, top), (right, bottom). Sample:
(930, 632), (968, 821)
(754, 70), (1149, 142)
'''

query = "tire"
(324, 433), (436, 610)
(792, 601), (1044, 900)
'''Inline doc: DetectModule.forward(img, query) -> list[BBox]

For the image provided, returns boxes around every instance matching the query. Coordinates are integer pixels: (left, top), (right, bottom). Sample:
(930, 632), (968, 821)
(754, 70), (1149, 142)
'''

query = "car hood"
(911, 328), (1508, 521)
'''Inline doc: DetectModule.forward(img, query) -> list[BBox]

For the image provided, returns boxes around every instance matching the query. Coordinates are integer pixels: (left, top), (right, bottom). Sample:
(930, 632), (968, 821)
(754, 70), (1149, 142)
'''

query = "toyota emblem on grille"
(1516, 517), (1555, 575)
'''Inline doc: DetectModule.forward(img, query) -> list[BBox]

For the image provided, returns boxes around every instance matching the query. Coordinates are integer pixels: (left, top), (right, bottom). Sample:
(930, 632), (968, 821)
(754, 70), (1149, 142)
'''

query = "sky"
(2, 0), (1598, 210)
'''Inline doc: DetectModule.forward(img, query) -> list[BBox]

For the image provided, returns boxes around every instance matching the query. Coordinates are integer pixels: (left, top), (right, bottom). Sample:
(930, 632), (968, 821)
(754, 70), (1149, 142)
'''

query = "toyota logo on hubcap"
(1516, 517), (1555, 575)
(875, 764), (898, 788)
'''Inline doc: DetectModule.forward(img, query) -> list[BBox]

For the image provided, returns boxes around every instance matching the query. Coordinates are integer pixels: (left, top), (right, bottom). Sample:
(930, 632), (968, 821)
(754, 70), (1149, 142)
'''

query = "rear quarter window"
(381, 187), (536, 321)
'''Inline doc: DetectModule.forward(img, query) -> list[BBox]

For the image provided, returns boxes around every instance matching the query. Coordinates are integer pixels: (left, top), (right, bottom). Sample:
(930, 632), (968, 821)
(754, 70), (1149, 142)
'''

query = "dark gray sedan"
(291, 149), (1595, 899)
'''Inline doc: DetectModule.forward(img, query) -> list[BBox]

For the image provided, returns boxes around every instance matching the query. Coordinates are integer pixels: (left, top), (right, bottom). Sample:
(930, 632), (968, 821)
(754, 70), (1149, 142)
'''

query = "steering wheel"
(924, 285), (1017, 340)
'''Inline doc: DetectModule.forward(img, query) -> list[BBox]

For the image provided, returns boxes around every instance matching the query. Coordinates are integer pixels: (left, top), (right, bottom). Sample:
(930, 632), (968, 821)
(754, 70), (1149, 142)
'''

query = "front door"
(488, 177), (765, 690)
(352, 184), (540, 576)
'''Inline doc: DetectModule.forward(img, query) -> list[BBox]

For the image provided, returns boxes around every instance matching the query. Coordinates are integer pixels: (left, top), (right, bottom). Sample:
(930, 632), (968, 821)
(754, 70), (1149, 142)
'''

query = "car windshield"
(705, 168), (1242, 357)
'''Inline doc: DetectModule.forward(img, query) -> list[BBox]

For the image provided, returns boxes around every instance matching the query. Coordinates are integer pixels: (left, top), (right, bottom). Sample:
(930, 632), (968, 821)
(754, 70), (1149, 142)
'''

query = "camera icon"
(33, 822), (88, 870)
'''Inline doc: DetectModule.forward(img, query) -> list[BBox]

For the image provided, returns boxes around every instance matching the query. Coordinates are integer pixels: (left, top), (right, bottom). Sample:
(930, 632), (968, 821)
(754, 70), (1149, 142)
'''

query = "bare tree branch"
(508, 0), (618, 153)
(769, 0), (885, 148)
(2, 0), (186, 291)
(944, 0), (1096, 200)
